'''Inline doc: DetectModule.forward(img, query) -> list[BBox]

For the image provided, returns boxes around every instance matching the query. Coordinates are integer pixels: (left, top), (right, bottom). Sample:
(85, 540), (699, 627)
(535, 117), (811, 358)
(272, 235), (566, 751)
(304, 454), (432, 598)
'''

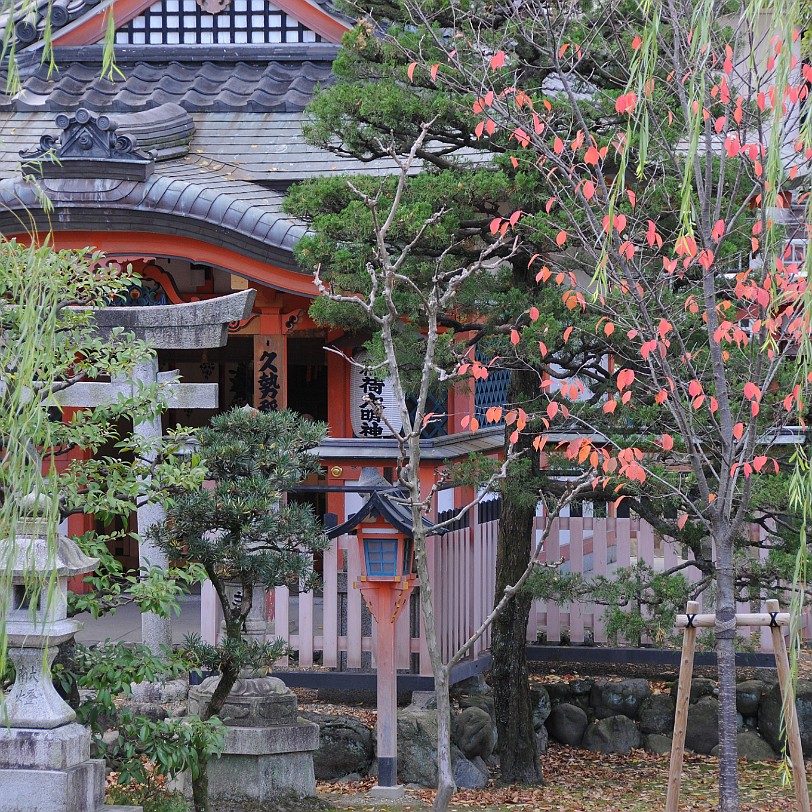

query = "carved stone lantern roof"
(4, 518), (99, 578)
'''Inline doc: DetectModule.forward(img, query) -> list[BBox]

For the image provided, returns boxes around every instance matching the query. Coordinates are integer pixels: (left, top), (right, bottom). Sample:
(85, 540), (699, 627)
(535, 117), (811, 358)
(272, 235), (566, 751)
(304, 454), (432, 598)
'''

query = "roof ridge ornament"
(196, 0), (232, 13)
(20, 107), (155, 181)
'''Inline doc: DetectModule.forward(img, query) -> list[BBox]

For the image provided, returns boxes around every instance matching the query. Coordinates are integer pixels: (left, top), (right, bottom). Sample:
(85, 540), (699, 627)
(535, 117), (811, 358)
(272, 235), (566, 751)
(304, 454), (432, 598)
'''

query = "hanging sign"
(350, 353), (402, 438)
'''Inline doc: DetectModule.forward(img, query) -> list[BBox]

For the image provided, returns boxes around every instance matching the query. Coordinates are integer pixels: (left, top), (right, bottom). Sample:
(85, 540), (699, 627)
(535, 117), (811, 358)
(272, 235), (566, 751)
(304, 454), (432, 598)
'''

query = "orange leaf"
(677, 514), (688, 530)
(529, 306), (540, 321)
(553, 137), (564, 155)
(661, 434), (674, 451)
(563, 326), (573, 342)
(547, 401), (559, 420)
(510, 329), (521, 345)
(733, 422), (744, 440)
(603, 399), (617, 414)
(556, 230), (567, 247)
(407, 62), (417, 81)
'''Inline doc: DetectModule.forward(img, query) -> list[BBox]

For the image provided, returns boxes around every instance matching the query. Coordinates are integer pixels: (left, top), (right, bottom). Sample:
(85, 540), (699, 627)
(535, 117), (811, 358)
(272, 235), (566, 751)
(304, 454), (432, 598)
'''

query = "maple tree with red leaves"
(407, 2), (812, 810)
(289, 0), (811, 808)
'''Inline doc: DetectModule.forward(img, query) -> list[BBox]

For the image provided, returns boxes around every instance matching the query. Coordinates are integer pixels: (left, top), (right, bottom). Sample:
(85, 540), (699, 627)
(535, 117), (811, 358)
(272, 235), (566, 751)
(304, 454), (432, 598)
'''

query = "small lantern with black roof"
(326, 467), (445, 799)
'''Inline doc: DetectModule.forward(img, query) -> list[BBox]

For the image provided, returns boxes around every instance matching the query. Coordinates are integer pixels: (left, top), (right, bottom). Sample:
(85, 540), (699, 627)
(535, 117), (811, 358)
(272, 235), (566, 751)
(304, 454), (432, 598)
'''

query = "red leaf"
(556, 230), (567, 247)
(733, 422), (744, 440)
(547, 401), (559, 419)
(407, 62), (417, 81)
(490, 51), (506, 70)
(553, 137), (564, 155)
(603, 399), (617, 414)
(712, 219), (725, 242)
(632, 35), (642, 49)
(743, 381), (761, 401)
(529, 306), (540, 321)
(661, 434), (674, 451)
(677, 514), (688, 530)
(510, 329), (521, 345)
(430, 63), (440, 81)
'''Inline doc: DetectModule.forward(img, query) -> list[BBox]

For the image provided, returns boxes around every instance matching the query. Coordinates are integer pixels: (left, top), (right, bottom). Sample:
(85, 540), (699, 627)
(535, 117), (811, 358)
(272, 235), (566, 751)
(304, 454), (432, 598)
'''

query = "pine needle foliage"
(148, 406), (328, 812)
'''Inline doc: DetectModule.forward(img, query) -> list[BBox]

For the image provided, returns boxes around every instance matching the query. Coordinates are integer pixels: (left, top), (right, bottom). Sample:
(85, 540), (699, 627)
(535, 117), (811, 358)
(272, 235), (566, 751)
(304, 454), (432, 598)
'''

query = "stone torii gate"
(56, 289), (255, 653)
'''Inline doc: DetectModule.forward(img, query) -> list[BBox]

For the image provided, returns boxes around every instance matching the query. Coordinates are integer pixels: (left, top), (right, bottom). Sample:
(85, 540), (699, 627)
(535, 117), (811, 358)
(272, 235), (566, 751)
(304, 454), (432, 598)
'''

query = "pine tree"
(149, 406), (328, 812)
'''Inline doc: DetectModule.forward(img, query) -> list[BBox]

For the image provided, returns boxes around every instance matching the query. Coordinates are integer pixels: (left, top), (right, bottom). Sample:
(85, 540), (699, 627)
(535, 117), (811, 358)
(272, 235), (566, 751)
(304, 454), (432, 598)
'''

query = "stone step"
(101, 806), (143, 812)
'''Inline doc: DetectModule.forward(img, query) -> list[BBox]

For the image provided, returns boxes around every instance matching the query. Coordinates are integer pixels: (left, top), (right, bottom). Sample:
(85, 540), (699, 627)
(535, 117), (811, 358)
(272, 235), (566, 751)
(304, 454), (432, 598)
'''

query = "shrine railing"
(199, 514), (802, 669)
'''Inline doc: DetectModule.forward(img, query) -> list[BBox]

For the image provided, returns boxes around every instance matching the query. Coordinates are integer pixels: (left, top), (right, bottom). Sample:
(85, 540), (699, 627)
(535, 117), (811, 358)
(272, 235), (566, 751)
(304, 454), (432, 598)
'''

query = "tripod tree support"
(666, 599), (810, 812)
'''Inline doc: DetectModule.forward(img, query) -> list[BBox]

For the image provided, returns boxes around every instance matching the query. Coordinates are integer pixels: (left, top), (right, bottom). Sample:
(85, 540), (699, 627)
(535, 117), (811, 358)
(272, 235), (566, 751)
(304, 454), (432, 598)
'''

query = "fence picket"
(204, 514), (788, 675)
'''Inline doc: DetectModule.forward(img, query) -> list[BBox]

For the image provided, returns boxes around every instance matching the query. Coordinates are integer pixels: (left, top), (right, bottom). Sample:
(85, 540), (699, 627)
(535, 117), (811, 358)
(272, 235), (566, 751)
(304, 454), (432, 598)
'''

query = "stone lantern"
(0, 516), (137, 812)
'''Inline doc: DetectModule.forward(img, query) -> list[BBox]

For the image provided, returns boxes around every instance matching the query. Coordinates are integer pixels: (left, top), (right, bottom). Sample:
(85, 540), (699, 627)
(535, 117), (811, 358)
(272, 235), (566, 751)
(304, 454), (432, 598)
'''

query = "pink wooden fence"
(200, 513), (798, 667)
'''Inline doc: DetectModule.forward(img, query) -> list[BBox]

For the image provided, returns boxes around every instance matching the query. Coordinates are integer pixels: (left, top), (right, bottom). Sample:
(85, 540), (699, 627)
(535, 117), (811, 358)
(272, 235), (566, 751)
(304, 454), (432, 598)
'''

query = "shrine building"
(0, 0), (507, 562)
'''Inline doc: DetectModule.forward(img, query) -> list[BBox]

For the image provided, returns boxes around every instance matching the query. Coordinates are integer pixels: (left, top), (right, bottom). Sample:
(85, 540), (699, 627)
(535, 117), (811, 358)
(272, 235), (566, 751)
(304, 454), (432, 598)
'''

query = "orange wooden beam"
(10, 230), (319, 298)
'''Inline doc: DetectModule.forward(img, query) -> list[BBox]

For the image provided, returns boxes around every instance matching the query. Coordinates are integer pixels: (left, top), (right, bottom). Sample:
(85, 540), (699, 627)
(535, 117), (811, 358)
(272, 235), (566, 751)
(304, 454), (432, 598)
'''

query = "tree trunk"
(191, 766), (210, 812)
(491, 367), (543, 784)
(715, 534), (739, 812)
(191, 613), (243, 812)
(434, 665), (455, 812)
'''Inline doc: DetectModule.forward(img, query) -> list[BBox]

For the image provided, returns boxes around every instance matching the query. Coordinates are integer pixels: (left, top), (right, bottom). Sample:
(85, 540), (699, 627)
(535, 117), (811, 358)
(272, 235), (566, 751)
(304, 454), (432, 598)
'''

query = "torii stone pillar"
(56, 290), (255, 653)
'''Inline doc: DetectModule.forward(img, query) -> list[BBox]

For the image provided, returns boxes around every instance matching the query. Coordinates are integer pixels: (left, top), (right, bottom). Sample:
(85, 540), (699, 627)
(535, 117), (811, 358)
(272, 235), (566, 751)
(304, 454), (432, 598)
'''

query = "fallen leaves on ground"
(320, 744), (803, 812)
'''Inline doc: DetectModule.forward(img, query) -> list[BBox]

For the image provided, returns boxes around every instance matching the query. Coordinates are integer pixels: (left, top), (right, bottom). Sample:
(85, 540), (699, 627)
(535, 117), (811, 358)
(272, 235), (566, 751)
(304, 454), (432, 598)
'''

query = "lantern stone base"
(206, 721), (320, 806)
(368, 783), (407, 801)
(0, 726), (141, 812)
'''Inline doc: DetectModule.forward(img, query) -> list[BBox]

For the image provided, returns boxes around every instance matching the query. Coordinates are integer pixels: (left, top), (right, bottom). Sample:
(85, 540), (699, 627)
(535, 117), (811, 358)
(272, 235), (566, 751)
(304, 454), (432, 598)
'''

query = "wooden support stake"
(767, 599), (811, 812)
(666, 600), (699, 812)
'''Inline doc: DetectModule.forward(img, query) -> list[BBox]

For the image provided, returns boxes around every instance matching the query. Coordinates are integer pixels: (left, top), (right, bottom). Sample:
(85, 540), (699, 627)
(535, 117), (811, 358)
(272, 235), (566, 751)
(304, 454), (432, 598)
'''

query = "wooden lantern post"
(325, 468), (445, 800)
(354, 521), (416, 799)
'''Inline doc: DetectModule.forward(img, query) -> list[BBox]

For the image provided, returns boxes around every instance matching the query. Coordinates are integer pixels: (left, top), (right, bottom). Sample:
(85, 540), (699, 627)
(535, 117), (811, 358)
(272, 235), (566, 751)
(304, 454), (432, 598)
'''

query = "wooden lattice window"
(473, 350), (510, 425)
(114, 0), (321, 45)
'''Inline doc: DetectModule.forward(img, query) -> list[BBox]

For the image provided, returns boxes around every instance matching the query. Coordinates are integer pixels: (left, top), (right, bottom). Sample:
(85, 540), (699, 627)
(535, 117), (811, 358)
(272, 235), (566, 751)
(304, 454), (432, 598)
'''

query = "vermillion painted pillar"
(375, 597), (398, 788)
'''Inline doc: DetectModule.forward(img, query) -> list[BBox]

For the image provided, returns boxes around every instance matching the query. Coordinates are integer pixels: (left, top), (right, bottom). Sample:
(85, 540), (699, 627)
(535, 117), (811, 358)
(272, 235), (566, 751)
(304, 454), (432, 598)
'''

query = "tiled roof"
(10, 44), (337, 113)
(0, 0), (102, 48)
(0, 155), (309, 273)
(0, 109), (408, 185)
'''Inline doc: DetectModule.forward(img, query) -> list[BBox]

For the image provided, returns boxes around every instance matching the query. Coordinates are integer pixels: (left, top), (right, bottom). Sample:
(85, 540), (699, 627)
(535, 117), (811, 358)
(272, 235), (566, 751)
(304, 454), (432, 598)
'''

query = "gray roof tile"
(13, 51), (335, 113)
(0, 155), (308, 274)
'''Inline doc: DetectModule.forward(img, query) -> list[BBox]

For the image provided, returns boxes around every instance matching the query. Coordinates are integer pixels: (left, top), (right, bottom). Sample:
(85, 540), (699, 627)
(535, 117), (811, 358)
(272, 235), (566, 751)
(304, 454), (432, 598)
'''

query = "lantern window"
(364, 538), (399, 578)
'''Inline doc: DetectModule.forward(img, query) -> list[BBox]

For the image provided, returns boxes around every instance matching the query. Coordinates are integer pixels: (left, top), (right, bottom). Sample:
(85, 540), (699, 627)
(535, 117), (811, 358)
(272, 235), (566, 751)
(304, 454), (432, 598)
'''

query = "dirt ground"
(298, 651), (812, 812)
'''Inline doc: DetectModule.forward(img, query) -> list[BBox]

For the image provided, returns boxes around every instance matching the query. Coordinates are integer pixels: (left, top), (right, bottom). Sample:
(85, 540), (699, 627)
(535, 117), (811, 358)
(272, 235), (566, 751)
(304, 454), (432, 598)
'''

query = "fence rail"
(200, 513), (801, 668)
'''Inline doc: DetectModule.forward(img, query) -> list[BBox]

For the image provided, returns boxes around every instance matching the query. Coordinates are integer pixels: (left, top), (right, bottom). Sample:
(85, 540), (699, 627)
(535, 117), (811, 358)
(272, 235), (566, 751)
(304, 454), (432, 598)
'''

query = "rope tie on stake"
(769, 611), (780, 627)
(685, 613), (696, 628)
